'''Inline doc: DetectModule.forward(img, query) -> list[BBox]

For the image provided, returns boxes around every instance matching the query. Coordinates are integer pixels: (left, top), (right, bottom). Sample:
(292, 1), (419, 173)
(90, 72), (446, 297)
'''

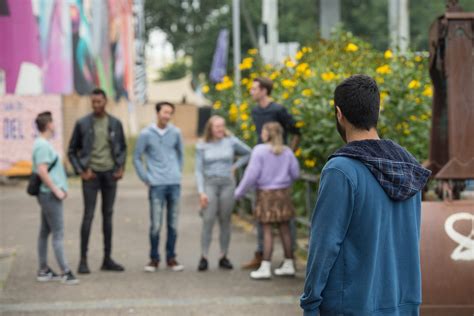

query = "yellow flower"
(409, 115), (418, 121)
(241, 78), (249, 85)
(384, 50), (393, 59)
(321, 71), (336, 82)
(302, 89), (313, 97)
(414, 55), (423, 62)
(293, 99), (302, 105)
(239, 57), (254, 70)
(295, 51), (304, 60)
(375, 76), (385, 84)
(240, 113), (249, 121)
(296, 121), (305, 128)
(281, 79), (297, 88)
(301, 46), (312, 53)
(240, 122), (248, 130)
(408, 80), (421, 89)
(239, 102), (248, 112)
(216, 76), (234, 91)
(247, 48), (258, 55)
(291, 108), (301, 115)
(380, 91), (389, 100)
(296, 63), (309, 74)
(282, 92), (290, 99)
(304, 159), (316, 168)
(415, 98), (421, 104)
(250, 125), (256, 131)
(201, 85), (210, 94)
(304, 69), (313, 78)
(213, 100), (222, 110)
(376, 64), (392, 75)
(229, 103), (238, 122)
(285, 60), (296, 68)
(243, 132), (251, 140)
(269, 71), (279, 81)
(345, 43), (359, 52)
(329, 100), (335, 107)
(295, 148), (302, 157)
(422, 86), (433, 97)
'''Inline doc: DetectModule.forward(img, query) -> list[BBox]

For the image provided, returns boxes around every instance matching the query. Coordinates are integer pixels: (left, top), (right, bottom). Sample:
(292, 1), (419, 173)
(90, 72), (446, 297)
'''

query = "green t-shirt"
(89, 116), (115, 172)
(32, 137), (68, 193)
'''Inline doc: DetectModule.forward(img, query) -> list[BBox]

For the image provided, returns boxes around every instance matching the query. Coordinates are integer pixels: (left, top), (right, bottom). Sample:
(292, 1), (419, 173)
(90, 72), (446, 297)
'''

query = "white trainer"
(250, 260), (272, 280)
(274, 259), (295, 276)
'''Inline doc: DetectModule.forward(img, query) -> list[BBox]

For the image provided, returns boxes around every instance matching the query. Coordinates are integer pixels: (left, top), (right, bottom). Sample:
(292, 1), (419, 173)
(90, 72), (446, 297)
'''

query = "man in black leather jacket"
(68, 88), (127, 274)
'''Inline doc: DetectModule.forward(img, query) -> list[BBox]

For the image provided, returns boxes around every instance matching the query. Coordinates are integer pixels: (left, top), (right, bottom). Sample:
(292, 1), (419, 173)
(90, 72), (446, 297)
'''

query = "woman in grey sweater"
(195, 115), (251, 271)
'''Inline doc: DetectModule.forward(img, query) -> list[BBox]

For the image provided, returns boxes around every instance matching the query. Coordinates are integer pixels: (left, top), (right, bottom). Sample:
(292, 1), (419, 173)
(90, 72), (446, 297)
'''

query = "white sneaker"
(167, 259), (184, 272)
(274, 259), (295, 277)
(250, 260), (272, 280)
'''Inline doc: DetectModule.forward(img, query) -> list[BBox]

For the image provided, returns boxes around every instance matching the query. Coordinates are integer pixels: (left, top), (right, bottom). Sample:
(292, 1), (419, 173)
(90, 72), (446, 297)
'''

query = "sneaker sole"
(168, 266), (184, 272)
(144, 267), (157, 272)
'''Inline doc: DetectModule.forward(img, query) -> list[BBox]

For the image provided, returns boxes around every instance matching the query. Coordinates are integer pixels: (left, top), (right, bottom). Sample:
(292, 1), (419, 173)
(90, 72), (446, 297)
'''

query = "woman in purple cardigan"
(235, 122), (300, 280)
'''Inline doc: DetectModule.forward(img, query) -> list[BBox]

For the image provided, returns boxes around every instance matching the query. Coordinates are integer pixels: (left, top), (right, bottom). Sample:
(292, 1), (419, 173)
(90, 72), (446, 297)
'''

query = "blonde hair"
(262, 122), (285, 155)
(203, 115), (232, 142)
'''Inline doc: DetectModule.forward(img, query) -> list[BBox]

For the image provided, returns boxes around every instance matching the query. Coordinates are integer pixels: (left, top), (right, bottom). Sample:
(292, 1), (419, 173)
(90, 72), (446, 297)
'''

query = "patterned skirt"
(254, 188), (295, 223)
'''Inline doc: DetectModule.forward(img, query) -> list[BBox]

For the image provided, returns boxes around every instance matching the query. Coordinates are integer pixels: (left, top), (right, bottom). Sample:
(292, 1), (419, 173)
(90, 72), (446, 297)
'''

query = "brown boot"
(241, 251), (263, 270)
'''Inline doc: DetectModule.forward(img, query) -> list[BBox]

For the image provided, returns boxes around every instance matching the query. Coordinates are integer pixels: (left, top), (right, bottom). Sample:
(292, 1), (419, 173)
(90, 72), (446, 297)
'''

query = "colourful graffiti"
(0, 0), (136, 100)
(0, 95), (63, 176)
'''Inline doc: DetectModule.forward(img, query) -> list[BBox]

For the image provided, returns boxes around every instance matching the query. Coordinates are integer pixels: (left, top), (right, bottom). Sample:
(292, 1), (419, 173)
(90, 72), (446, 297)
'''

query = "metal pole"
(320, 0), (341, 39)
(389, 0), (410, 53)
(232, 0), (241, 104)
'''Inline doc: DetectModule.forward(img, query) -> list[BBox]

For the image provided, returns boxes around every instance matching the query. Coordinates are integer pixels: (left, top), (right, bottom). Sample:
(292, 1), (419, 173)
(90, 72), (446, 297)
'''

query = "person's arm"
(176, 131), (184, 172)
(113, 120), (127, 180)
(195, 144), (206, 194)
(133, 132), (149, 185)
(67, 121), (84, 175)
(300, 167), (355, 315)
(231, 136), (252, 170)
(289, 151), (300, 181)
(278, 107), (301, 151)
(234, 148), (262, 199)
(37, 163), (66, 200)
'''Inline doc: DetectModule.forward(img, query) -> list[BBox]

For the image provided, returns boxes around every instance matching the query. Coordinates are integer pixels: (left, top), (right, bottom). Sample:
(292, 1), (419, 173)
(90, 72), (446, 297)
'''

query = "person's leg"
(46, 195), (71, 273)
(148, 186), (166, 262)
(201, 181), (218, 259)
(99, 171), (117, 261)
(262, 223), (274, 261)
(37, 194), (51, 271)
(165, 185), (181, 261)
(278, 221), (293, 259)
(289, 217), (297, 253)
(241, 190), (263, 269)
(218, 179), (235, 258)
(80, 177), (99, 259)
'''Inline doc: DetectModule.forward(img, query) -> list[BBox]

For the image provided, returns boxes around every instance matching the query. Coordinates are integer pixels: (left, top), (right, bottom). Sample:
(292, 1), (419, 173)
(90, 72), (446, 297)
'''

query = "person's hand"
(80, 169), (96, 181)
(113, 168), (124, 181)
(199, 193), (209, 209)
(53, 187), (67, 200)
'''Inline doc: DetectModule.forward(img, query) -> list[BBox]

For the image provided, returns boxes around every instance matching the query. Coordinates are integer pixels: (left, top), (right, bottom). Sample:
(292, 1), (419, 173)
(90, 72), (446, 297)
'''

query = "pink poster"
(0, 95), (63, 175)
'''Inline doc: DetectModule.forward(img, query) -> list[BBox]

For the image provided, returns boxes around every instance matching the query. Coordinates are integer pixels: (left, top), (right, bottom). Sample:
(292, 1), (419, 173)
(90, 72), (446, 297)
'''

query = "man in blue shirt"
(301, 75), (431, 315)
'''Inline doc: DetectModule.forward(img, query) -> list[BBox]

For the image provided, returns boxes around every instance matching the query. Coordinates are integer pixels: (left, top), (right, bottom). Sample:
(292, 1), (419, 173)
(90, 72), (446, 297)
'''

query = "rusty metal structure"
(426, 0), (474, 199)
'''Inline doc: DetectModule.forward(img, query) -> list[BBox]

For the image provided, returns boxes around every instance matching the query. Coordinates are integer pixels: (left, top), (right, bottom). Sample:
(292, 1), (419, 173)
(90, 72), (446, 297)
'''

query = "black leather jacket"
(67, 113), (127, 174)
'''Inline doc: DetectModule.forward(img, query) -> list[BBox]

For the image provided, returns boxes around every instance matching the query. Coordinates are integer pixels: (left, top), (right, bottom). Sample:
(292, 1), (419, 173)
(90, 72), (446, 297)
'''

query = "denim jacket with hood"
(301, 139), (431, 316)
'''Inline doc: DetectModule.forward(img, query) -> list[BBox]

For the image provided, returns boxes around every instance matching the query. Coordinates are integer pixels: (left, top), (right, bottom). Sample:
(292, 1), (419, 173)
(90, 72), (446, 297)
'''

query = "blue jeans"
(149, 184), (181, 261)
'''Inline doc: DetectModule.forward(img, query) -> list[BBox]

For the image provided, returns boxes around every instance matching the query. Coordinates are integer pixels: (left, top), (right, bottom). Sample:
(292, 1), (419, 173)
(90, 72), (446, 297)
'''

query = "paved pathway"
(0, 173), (305, 315)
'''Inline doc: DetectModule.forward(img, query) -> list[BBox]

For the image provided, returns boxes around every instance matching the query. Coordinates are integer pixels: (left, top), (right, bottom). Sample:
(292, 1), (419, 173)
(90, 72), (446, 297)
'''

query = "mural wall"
(0, 0), (139, 101)
(0, 95), (63, 175)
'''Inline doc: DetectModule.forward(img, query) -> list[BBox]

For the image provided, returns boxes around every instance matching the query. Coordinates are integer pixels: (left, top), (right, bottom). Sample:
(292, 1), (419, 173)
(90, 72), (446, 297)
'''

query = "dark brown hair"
(253, 77), (273, 96)
(35, 111), (52, 132)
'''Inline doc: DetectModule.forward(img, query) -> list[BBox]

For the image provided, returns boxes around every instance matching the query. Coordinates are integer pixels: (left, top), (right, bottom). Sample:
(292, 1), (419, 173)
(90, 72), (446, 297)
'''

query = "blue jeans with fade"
(148, 184), (181, 262)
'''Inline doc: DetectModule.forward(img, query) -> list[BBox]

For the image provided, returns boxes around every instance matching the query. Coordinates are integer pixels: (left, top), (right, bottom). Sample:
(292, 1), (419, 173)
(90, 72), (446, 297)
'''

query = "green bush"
(203, 32), (432, 173)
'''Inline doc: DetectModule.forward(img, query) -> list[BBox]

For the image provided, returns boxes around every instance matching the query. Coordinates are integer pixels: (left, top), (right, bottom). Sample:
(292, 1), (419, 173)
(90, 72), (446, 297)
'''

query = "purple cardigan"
(234, 144), (300, 199)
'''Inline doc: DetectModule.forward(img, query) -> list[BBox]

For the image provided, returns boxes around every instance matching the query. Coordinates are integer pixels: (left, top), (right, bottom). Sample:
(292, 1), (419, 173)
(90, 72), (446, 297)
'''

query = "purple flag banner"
(209, 29), (229, 83)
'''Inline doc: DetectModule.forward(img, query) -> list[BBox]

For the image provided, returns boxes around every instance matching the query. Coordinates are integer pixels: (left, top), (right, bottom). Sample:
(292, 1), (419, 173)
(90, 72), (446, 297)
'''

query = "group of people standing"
(31, 76), (302, 284)
(31, 74), (430, 315)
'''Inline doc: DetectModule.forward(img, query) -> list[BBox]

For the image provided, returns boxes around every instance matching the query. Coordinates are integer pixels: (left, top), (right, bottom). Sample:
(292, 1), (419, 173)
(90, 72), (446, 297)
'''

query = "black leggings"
(262, 221), (293, 261)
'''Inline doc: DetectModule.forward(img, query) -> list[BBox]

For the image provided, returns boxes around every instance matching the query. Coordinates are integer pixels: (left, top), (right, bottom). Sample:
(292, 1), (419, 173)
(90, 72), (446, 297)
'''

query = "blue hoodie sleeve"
(133, 131), (149, 184)
(300, 167), (355, 315)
